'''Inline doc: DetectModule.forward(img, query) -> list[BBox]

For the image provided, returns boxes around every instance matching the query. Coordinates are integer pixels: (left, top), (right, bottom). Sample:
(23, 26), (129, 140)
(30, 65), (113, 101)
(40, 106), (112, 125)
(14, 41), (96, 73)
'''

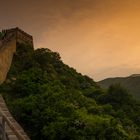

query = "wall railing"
(0, 95), (30, 140)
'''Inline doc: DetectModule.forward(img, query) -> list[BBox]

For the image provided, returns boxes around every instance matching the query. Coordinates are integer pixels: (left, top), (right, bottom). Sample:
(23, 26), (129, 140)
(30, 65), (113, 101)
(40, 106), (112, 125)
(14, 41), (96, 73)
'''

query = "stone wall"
(0, 28), (32, 139)
(0, 37), (16, 84)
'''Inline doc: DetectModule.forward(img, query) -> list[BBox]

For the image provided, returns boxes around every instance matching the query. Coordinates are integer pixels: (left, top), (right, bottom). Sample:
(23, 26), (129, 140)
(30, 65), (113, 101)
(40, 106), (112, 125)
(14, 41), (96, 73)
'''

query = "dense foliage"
(0, 43), (140, 140)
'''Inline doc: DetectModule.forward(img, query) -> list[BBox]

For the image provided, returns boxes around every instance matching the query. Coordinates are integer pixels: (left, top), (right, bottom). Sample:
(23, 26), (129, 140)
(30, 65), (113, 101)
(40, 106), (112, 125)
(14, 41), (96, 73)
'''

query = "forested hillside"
(98, 75), (140, 98)
(0, 43), (140, 140)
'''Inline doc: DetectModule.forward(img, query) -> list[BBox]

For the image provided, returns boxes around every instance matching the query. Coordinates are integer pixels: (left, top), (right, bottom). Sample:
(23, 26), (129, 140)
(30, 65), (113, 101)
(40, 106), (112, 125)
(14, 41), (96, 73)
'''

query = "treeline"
(0, 43), (140, 140)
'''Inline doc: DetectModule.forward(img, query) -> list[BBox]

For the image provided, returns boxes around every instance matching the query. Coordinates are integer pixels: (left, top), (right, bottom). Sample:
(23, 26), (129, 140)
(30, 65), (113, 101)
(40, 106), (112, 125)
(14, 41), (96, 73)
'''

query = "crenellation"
(1, 27), (33, 47)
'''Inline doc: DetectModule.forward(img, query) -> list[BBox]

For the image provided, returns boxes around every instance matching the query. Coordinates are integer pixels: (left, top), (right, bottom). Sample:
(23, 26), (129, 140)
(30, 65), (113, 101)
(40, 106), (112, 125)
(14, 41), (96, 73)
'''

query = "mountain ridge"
(98, 74), (140, 98)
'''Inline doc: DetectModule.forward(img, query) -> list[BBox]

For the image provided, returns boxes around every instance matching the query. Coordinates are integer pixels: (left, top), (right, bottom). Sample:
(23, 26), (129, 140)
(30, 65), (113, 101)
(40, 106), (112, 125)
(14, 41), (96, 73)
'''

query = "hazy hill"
(98, 74), (140, 98)
(0, 43), (140, 140)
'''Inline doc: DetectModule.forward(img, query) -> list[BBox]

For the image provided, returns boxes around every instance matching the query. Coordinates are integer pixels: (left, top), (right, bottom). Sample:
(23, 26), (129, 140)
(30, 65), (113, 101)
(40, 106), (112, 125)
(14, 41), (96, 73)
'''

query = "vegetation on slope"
(0, 43), (140, 140)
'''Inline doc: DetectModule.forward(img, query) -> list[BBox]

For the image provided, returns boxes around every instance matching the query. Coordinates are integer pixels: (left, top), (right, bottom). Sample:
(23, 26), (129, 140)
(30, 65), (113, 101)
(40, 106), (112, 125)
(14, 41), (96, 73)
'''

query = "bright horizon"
(1, 0), (140, 81)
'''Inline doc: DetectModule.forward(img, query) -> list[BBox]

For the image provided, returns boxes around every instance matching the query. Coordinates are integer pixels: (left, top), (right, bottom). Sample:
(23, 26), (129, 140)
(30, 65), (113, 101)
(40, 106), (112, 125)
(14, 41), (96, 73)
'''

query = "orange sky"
(1, 0), (140, 81)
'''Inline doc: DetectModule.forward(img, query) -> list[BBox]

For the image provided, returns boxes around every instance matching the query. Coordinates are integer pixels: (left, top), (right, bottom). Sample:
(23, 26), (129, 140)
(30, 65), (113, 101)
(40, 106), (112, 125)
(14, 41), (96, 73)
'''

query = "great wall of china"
(0, 27), (33, 140)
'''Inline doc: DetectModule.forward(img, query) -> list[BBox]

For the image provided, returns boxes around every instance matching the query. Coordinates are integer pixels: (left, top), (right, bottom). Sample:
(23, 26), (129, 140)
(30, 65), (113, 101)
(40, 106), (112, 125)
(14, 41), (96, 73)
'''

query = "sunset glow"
(1, 0), (140, 80)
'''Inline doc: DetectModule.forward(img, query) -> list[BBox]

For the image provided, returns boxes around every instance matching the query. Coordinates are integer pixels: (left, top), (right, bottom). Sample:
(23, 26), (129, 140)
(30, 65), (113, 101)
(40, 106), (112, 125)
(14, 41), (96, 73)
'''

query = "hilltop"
(0, 43), (140, 139)
(98, 75), (140, 98)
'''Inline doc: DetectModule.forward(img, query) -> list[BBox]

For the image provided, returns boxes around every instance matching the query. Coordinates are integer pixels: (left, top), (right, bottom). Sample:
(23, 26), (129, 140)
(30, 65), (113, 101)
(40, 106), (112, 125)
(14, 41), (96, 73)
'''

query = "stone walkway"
(0, 95), (30, 140)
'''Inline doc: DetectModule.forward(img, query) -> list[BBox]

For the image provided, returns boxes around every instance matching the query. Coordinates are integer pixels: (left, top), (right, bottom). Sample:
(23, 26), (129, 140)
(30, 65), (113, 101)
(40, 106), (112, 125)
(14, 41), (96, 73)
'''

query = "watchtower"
(0, 27), (34, 84)
(1, 27), (33, 47)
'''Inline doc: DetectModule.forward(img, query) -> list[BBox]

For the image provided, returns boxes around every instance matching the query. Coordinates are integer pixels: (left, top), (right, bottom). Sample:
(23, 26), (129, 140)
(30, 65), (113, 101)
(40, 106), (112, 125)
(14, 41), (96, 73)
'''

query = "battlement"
(0, 27), (33, 47)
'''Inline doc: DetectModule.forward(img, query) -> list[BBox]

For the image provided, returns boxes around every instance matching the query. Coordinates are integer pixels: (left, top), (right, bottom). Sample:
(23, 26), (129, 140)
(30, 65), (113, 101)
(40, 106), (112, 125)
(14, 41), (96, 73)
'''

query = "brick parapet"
(0, 95), (30, 140)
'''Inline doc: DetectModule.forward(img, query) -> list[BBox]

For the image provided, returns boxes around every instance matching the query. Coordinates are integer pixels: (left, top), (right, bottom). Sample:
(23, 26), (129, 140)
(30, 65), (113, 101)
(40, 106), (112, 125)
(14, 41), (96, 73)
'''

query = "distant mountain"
(98, 74), (140, 98)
